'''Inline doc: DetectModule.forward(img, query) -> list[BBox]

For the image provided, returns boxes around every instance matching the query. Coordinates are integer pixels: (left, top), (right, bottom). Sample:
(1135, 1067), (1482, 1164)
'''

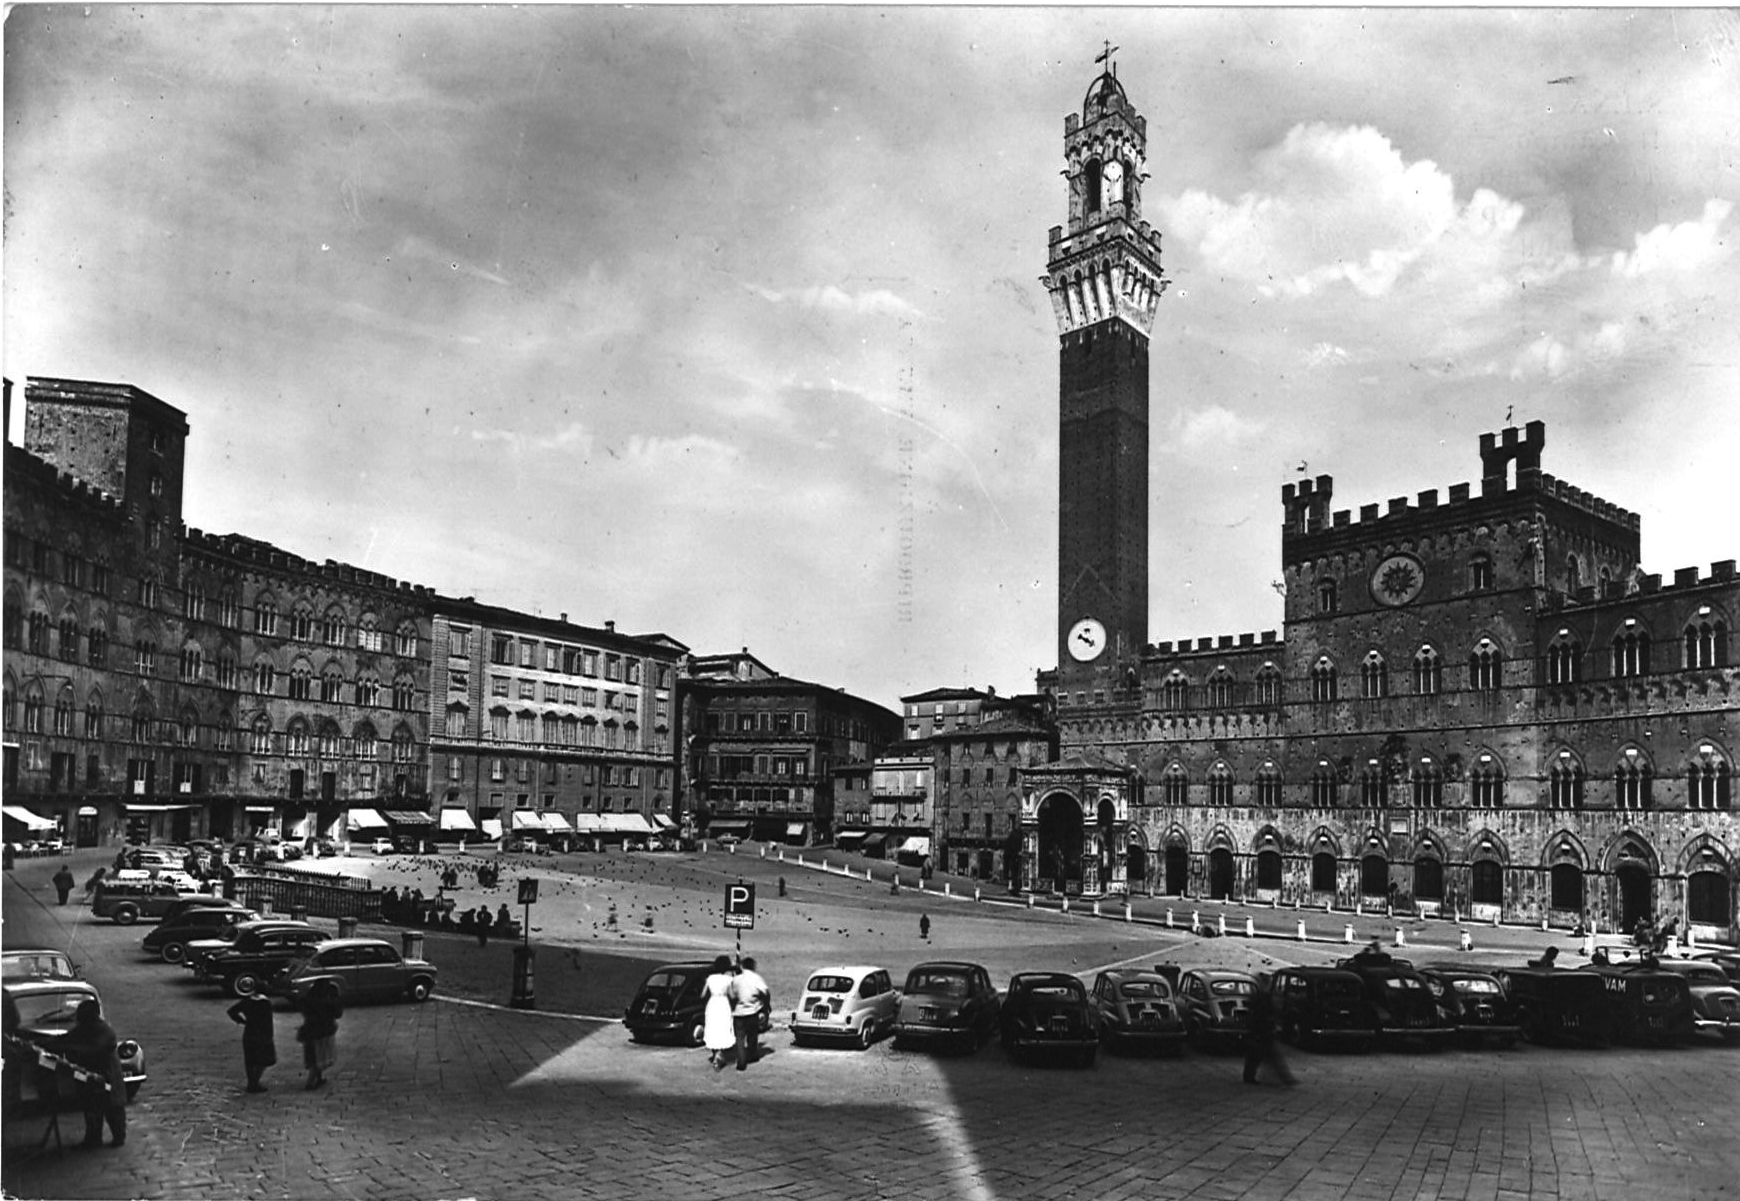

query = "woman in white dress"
(702, 955), (736, 1069)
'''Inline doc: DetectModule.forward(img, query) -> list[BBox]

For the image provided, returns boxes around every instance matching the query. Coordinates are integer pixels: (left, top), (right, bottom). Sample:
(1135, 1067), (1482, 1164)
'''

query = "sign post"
(512, 877), (539, 1010)
(724, 879), (755, 960)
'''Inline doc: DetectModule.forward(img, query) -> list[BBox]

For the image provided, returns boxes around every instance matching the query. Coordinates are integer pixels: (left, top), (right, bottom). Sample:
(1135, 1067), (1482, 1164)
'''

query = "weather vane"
(1096, 41), (1119, 75)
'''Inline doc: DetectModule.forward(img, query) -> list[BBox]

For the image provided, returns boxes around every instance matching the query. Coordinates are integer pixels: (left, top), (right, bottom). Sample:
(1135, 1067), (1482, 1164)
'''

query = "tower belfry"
(1045, 64), (1167, 678)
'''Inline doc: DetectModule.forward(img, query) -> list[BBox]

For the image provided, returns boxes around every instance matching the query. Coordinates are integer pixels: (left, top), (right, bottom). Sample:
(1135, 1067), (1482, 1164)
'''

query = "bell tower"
(1045, 60), (1167, 680)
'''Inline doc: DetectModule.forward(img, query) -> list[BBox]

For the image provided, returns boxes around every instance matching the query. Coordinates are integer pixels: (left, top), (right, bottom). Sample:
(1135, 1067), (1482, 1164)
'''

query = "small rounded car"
(1269, 966), (1378, 1050)
(788, 965), (901, 1049)
(623, 961), (770, 1046)
(1000, 971), (1099, 1067)
(1090, 969), (1186, 1055)
(270, 937), (437, 1005)
(894, 961), (1000, 1053)
(369, 838), (397, 855)
(1416, 964), (1520, 1048)
(1643, 958), (1740, 1044)
(1176, 968), (1260, 1048)
(3, 979), (147, 1106)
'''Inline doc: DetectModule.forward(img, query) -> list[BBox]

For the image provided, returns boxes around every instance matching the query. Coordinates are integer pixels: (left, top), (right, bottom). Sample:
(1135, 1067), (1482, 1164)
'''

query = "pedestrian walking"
(919, 913), (931, 941)
(1242, 988), (1294, 1087)
(702, 955), (736, 1070)
(53, 864), (76, 905)
(48, 998), (129, 1146)
(297, 981), (342, 1090)
(83, 866), (107, 899)
(729, 956), (771, 1071)
(227, 992), (277, 1093)
(475, 904), (493, 947)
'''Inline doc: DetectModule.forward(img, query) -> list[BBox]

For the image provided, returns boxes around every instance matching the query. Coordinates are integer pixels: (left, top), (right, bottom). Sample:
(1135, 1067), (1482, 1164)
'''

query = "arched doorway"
(1036, 793), (1084, 894)
(1164, 845), (1189, 895)
(1256, 849), (1283, 891)
(1616, 863), (1652, 930)
(1360, 854), (1389, 897)
(1209, 848), (1235, 899)
(1126, 836), (1148, 890)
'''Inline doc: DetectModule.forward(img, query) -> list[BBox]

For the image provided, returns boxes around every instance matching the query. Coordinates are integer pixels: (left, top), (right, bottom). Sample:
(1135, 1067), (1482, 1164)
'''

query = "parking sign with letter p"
(724, 883), (755, 929)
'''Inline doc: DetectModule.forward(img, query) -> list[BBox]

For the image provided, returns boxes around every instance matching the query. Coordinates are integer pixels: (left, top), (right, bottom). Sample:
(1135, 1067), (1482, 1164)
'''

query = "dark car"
(1578, 964), (1696, 1046)
(1269, 966), (1377, 1050)
(1623, 960), (1738, 1044)
(158, 895), (244, 926)
(190, 921), (329, 997)
(1416, 965), (1520, 1048)
(271, 938), (438, 1005)
(141, 905), (258, 964)
(1000, 972), (1099, 1067)
(623, 962), (770, 1046)
(1493, 966), (1614, 1046)
(1090, 969), (1186, 1056)
(894, 961), (1001, 1053)
(1336, 954), (1455, 1048)
(1176, 968), (1259, 1048)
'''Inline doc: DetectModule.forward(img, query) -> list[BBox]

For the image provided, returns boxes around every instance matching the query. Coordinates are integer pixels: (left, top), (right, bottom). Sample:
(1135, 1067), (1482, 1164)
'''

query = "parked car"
(309, 837), (342, 858)
(624, 961), (712, 1046)
(91, 877), (209, 925)
(893, 961), (1001, 1053)
(1578, 964), (1696, 1045)
(1692, 950), (1740, 987)
(1, 950), (81, 983)
(368, 838), (397, 855)
(1175, 968), (1259, 1048)
(788, 965), (901, 1049)
(141, 905), (259, 964)
(1269, 966), (1378, 1050)
(3, 979), (147, 1106)
(157, 894), (246, 926)
(1089, 969), (1186, 1055)
(712, 834), (743, 849)
(111, 867), (206, 894)
(271, 937), (437, 1005)
(187, 920), (328, 995)
(1493, 966), (1614, 1046)
(1636, 959), (1740, 1044)
(1000, 972), (1099, 1067)
(1416, 965), (1521, 1048)
(116, 846), (185, 871)
(1336, 955), (1455, 1048)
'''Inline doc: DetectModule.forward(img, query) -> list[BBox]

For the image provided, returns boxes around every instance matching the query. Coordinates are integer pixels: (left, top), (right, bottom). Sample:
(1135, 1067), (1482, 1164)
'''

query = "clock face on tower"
(1101, 159), (1124, 205)
(1371, 554), (1426, 607)
(1067, 617), (1108, 662)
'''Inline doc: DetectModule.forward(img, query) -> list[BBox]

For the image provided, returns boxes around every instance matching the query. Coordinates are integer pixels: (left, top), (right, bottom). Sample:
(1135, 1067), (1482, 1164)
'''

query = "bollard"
(338, 915), (359, 939)
(1686, 927), (1698, 950)
(1325, 899), (1333, 913)
(1297, 919), (1307, 941)
(511, 945), (536, 1009)
(777, 847), (785, 862)
(1245, 916), (1255, 938)
(1191, 910), (1200, 932)
(1581, 932), (1596, 958)
(917, 877), (925, 892)
(1061, 897), (1070, 914)
(944, 883), (951, 897)
(1540, 918), (1548, 931)
(1492, 912), (1500, 928)
(1344, 923), (1355, 943)
(1124, 903), (1133, 923)
(1459, 929), (1473, 952)
(401, 930), (425, 961)
(1395, 927), (1407, 948)
(974, 887), (981, 903)
(1093, 900), (1101, 918)
(760, 845), (767, 859)
(1166, 909), (1175, 929)
(1028, 893), (1036, 909)
(1217, 914), (1227, 937)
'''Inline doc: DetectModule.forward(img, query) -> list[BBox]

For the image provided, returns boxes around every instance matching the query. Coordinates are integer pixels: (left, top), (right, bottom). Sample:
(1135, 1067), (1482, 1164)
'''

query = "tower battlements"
(183, 528), (431, 595)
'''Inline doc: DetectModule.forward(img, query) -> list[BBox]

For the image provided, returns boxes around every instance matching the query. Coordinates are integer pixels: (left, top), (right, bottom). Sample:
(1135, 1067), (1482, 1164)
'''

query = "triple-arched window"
(1311, 656), (1338, 702)
(1360, 650), (1388, 698)
(1413, 646), (1442, 695)
(1612, 621), (1651, 677)
(1684, 611), (1729, 669)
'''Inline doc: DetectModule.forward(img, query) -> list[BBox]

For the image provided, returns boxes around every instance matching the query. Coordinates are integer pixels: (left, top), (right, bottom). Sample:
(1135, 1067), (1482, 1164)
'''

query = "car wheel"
(113, 905), (139, 926)
(857, 1019), (877, 1050)
(160, 943), (186, 964)
(407, 978), (433, 1003)
(685, 1020), (705, 1048)
(232, 972), (262, 997)
(629, 1029), (650, 1044)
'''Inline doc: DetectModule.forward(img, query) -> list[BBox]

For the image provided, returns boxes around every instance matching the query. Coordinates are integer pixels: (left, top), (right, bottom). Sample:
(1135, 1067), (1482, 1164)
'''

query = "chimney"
(605, 620), (615, 633)
(560, 612), (568, 623)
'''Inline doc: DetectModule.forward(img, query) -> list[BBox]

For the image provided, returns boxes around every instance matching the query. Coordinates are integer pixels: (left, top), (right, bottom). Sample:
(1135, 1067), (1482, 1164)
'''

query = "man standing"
(53, 864), (76, 905)
(50, 999), (128, 1146)
(729, 956), (771, 1071)
(1242, 987), (1295, 1087)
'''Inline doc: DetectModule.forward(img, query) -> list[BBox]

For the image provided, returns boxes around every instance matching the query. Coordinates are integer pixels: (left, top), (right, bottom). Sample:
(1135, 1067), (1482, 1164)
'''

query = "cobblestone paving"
(6, 854), (1736, 1201)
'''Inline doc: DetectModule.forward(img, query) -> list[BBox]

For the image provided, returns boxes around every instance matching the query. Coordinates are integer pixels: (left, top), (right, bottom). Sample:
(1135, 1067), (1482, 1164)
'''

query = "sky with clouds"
(6, 7), (1737, 711)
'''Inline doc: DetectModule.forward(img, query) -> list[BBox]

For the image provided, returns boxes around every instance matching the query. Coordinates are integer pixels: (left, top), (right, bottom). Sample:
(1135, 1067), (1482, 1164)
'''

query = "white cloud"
(1304, 343), (1351, 369)
(1611, 199), (1734, 278)
(747, 282), (924, 320)
(1170, 405), (1266, 450)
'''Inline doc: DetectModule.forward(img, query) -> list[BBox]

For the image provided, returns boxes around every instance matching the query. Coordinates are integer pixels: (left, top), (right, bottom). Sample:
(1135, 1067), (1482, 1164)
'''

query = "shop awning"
(542, 813), (574, 833)
(899, 836), (932, 855)
(245, 806), (276, 813)
(835, 831), (867, 846)
(571, 813), (660, 835)
(481, 818), (504, 840)
(510, 811), (544, 831)
(708, 821), (751, 836)
(346, 808), (388, 830)
(123, 803), (197, 813)
(2, 805), (57, 831)
(786, 822), (808, 837)
(383, 810), (434, 825)
(439, 808), (478, 831)
(653, 814), (677, 830)
(860, 834), (886, 851)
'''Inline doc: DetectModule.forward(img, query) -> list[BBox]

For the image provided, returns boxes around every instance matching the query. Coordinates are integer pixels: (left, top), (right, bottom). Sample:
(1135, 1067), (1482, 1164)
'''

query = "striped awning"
(439, 808), (477, 831)
(346, 808), (388, 830)
(2, 805), (57, 831)
(542, 812), (574, 832)
(384, 810), (434, 825)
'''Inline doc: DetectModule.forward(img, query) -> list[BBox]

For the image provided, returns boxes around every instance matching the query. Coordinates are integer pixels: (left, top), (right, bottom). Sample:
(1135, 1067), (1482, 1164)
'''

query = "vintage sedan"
(141, 904), (258, 964)
(1176, 968), (1259, 1048)
(271, 937), (437, 1005)
(1416, 965), (1520, 1048)
(3, 979), (147, 1107)
(1494, 966), (1614, 1046)
(1692, 950), (1740, 985)
(1000, 972), (1099, 1067)
(1090, 969), (1186, 1055)
(90, 877), (211, 925)
(789, 965), (901, 1049)
(893, 961), (1001, 1053)
(1337, 955), (1455, 1048)
(1, 950), (81, 984)
(1644, 959), (1740, 1043)
(1270, 967), (1378, 1050)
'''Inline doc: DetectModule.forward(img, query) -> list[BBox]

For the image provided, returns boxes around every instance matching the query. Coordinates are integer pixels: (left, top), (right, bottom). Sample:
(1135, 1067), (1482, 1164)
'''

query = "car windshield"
(1452, 978), (1500, 995)
(9, 990), (90, 1026)
(1384, 977), (1425, 990)
(1211, 979), (1254, 996)
(908, 972), (969, 996)
(2, 954), (76, 982)
(1118, 979), (1169, 998)
(807, 975), (856, 993)
(1676, 966), (1725, 985)
(1027, 983), (1082, 1000)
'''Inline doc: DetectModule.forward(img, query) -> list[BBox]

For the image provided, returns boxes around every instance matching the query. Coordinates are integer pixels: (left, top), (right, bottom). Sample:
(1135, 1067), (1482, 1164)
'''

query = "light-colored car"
(3, 979), (147, 1105)
(1090, 969), (1187, 1055)
(369, 838), (396, 855)
(789, 965), (901, 1049)
(1, 950), (81, 984)
(271, 937), (437, 1004)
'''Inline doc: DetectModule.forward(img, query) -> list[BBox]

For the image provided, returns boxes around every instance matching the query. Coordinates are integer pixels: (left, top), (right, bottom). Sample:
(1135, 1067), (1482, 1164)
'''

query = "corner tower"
(1045, 63), (1167, 681)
